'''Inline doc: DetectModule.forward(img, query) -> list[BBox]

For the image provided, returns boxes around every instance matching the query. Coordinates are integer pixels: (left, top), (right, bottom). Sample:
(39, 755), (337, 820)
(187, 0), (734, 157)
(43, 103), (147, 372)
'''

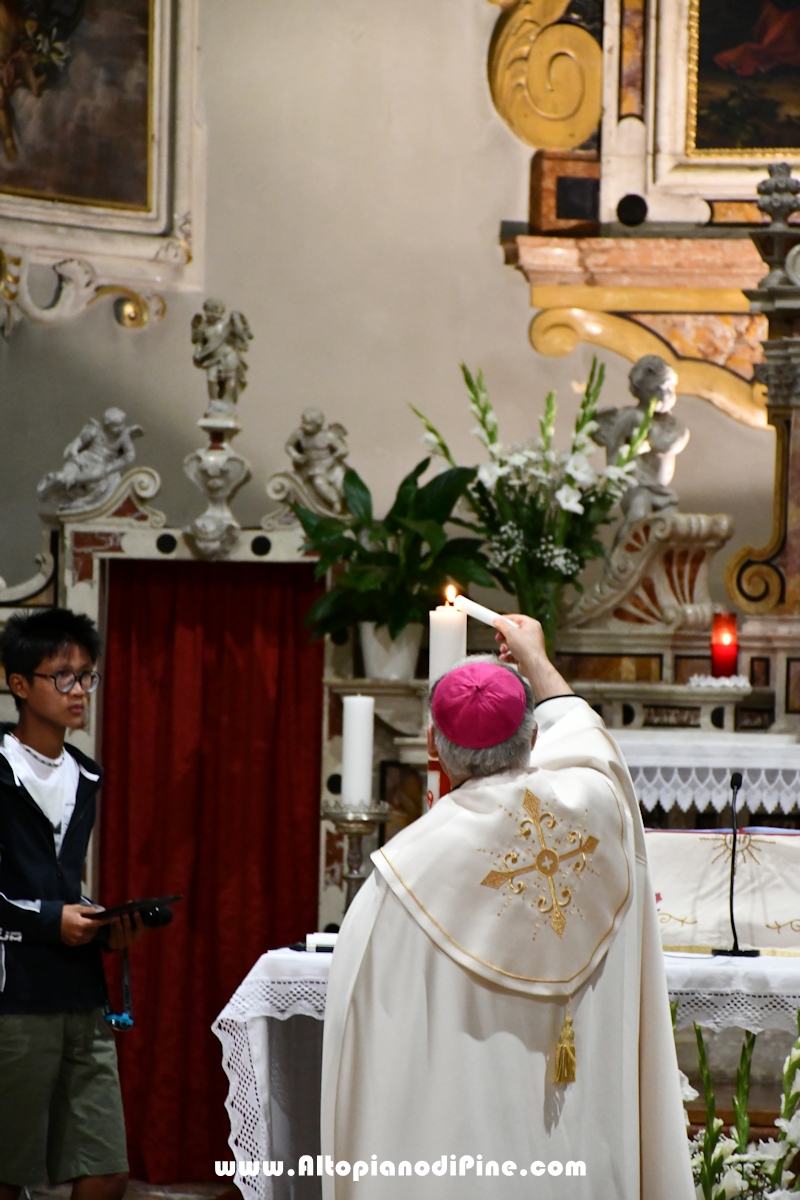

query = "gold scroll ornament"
(487, 0), (602, 150)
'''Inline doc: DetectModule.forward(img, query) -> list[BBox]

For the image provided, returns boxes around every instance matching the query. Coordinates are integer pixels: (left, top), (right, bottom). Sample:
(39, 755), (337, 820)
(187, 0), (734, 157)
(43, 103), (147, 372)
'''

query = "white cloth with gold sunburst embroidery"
(321, 697), (694, 1200)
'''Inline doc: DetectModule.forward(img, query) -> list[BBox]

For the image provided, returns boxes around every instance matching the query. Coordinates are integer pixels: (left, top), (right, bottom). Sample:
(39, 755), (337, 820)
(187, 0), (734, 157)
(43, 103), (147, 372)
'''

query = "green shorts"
(0, 1009), (128, 1187)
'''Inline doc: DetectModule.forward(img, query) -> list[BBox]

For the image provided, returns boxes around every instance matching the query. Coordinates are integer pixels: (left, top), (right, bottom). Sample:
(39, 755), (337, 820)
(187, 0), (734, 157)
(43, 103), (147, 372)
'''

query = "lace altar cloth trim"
(669, 990), (800, 1034)
(631, 766), (800, 814)
(217, 977), (328, 1022)
(212, 1016), (268, 1200)
(212, 951), (331, 1199)
(665, 953), (800, 1033)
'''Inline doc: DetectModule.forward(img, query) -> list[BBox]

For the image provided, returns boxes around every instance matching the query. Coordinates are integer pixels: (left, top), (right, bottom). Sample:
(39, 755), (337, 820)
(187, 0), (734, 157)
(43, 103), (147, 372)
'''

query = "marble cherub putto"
(37, 407), (143, 513)
(191, 298), (253, 413)
(591, 354), (690, 535)
(284, 406), (349, 515)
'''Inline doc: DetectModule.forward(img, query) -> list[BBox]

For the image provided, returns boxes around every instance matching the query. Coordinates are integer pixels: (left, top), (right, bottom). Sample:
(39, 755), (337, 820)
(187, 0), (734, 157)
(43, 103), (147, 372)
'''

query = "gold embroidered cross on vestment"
(480, 790), (598, 938)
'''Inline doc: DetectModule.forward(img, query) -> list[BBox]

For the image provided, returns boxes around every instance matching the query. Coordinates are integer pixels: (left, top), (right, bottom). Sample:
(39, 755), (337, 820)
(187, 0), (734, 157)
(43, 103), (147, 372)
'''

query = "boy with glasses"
(0, 608), (141, 1200)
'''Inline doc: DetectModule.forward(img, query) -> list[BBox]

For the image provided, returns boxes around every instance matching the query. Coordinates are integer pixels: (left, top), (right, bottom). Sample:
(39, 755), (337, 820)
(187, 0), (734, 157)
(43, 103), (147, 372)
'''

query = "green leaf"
(343, 468), (374, 526)
(413, 466), (476, 523)
(397, 517), (448, 557)
(315, 537), (362, 573)
(437, 557), (497, 588)
(291, 505), (349, 542)
(347, 568), (390, 592)
(385, 459), (430, 525)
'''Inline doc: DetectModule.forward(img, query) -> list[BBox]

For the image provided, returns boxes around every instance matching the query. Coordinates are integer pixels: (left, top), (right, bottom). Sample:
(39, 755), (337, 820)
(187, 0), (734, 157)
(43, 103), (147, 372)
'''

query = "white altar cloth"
(212, 949), (331, 1200)
(645, 829), (800, 955)
(614, 730), (800, 813)
(665, 952), (800, 1034)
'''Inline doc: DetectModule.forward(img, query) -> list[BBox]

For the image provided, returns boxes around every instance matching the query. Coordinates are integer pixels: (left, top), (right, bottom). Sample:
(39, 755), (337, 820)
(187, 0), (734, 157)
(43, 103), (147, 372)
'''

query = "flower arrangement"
(413, 358), (653, 647)
(687, 1014), (800, 1199)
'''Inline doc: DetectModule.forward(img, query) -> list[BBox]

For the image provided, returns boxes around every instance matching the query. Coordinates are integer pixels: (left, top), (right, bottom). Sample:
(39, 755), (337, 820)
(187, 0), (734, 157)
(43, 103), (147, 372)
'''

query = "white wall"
(0, 0), (775, 603)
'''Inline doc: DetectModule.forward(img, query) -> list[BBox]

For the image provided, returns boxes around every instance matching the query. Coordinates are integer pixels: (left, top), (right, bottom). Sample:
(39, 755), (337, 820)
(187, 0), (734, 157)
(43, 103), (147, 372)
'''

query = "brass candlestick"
(322, 805), (389, 910)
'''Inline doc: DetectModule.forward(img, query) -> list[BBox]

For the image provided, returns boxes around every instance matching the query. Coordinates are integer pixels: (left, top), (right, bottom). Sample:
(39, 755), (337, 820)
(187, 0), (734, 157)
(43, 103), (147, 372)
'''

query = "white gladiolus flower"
(756, 1139), (786, 1161)
(477, 462), (500, 488)
(565, 452), (596, 487)
(765, 1190), (795, 1199)
(679, 1070), (699, 1103)
(776, 1110), (800, 1144)
(555, 484), (584, 514)
(718, 1168), (747, 1197)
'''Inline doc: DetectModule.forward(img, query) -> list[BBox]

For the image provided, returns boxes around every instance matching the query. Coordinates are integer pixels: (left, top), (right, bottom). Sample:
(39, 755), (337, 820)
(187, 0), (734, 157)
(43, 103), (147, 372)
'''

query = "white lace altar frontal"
(666, 952), (800, 1034)
(615, 729), (800, 814)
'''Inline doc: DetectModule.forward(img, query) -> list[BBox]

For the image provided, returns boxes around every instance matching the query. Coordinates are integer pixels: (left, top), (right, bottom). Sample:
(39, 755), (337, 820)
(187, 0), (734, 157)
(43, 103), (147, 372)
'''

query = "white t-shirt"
(1, 733), (81, 855)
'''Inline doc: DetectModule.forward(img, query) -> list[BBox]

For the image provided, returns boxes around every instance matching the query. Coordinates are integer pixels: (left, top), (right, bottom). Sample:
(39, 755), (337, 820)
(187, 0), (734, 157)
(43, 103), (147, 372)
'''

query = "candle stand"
(322, 805), (390, 911)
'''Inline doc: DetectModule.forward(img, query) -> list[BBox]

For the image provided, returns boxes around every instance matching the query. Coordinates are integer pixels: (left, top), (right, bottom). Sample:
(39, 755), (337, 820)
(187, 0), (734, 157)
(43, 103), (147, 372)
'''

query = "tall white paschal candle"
(429, 605), (467, 682)
(341, 694), (375, 811)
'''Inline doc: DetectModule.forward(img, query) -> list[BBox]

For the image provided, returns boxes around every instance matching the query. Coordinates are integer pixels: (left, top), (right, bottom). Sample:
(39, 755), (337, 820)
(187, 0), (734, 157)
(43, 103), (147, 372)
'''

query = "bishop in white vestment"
(321, 617), (694, 1200)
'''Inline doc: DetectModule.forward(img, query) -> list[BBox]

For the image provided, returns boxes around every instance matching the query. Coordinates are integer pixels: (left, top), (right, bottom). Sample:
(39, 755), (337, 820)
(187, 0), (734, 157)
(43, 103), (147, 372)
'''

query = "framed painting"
(0, 0), (151, 210)
(0, 0), (203, 330)
(688, 0), (800, 156)
(0, 0), (176, 232)
(601, 0), (800, 222)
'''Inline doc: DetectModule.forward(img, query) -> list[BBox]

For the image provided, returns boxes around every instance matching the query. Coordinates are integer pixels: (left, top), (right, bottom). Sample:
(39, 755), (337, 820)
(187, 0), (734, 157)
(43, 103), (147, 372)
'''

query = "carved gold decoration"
(487, 0), (602, 150)
(529, 308), (768, 429)
(481, 790), (598, 939)
(91, 286), (166, 329)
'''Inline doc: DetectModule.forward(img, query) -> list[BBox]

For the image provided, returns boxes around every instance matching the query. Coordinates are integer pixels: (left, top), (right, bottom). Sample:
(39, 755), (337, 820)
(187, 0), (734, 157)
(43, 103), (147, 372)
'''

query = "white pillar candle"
(340, 694), (375, 811)
(453, 593), (507, 628)
(428, 605), (467, 682)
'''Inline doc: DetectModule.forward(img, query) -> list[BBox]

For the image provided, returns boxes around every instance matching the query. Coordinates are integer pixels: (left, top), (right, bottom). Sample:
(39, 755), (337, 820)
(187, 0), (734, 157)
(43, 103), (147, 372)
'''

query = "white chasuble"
(321, 698), (694, 1200)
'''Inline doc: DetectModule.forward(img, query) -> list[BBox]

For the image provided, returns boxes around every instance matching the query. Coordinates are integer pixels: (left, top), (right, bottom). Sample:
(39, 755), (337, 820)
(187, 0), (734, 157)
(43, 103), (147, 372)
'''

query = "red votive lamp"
(711, 612), (738, 677)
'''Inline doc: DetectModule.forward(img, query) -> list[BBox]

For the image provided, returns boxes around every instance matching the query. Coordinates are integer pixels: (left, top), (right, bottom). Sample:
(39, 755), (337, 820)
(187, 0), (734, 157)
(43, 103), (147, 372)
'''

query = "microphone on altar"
(712, 771), (760, 958)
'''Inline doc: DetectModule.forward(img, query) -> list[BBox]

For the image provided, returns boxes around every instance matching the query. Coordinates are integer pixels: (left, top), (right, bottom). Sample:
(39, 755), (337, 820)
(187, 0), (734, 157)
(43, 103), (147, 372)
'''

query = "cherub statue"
(285, 407), (349, 513)
(38, 407), (143, 513)
(592, 354), (690, 533)
(191, 298), (253, 413)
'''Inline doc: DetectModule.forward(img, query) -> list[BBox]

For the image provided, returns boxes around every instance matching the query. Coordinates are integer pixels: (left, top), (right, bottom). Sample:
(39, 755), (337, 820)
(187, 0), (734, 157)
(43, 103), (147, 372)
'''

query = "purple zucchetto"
(431, 661), (527, 749)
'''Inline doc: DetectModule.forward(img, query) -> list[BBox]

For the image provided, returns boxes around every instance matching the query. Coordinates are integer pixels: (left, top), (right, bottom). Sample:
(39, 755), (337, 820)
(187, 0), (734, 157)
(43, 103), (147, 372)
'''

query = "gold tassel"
(554, 1012), (576, 1084)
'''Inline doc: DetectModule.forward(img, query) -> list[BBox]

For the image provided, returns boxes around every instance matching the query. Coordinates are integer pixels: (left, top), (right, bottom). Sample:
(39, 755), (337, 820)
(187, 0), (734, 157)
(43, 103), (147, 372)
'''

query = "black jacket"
(0, 724), (107, 1013)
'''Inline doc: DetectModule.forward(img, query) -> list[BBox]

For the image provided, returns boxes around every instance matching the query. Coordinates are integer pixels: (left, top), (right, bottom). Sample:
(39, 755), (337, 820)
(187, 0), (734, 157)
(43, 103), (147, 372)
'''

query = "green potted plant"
(294, 458), (495, 679)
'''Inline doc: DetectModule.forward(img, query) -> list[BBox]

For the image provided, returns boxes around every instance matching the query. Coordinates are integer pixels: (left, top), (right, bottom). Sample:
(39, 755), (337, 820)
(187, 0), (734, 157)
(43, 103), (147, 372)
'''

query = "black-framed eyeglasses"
(32, 670), (101, 695)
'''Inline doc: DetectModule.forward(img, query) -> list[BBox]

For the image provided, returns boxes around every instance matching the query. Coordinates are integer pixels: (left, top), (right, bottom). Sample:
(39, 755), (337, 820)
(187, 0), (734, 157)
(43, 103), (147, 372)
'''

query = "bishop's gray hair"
(429, 655), (536, 780)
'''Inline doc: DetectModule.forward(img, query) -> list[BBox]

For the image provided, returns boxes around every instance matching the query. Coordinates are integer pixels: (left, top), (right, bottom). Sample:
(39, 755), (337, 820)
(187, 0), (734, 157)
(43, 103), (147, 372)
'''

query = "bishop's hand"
(494, 614), (573, 704)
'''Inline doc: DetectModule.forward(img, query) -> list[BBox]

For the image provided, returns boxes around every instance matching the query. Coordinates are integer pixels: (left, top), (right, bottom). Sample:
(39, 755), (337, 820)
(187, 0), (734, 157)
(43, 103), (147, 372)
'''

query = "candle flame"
(721, 633), (732, 645)
(445, 585), (457, 605)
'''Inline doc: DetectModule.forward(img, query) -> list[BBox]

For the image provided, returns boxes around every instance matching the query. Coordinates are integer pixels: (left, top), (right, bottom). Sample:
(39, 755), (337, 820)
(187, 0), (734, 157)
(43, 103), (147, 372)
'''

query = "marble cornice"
(510, 235), (765, 304)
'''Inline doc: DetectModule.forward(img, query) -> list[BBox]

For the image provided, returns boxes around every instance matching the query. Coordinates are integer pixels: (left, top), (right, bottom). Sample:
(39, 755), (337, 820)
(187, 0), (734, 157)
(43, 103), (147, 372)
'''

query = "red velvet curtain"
(99, 559), (323, 1181)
